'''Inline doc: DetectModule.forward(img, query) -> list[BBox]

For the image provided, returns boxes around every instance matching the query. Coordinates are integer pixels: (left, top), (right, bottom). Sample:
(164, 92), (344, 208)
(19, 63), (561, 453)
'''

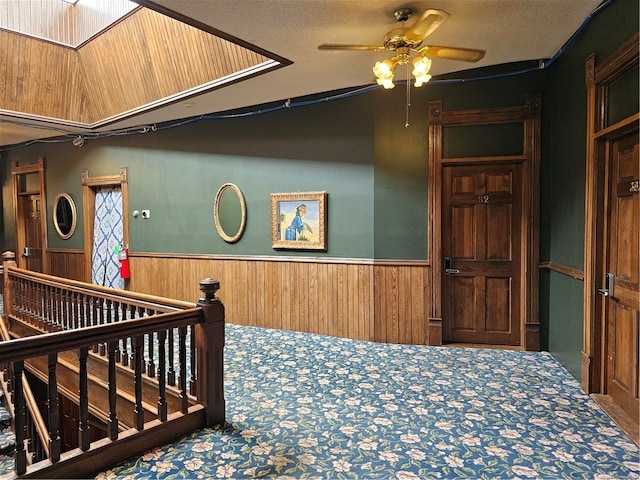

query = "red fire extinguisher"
(118, 246), (130, 279)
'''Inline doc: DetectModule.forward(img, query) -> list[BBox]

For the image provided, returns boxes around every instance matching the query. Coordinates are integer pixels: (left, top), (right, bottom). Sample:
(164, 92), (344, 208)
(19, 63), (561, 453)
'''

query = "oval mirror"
(53, 193), (77, 239)
(214, 183), (246, 243)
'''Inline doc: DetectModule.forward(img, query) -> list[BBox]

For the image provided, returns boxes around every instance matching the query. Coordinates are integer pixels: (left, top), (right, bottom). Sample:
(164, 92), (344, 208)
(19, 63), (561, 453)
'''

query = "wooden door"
(12, 159), (47, 273)
(442, 162), (522, 345)
(20, 194), (43, 272)
(602, 131), (639, 424)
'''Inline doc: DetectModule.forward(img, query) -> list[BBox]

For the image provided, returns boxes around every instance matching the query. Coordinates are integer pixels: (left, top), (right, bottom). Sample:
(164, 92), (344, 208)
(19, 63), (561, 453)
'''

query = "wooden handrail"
(0, 309), (202, 364)
(5, 265), (195, 311)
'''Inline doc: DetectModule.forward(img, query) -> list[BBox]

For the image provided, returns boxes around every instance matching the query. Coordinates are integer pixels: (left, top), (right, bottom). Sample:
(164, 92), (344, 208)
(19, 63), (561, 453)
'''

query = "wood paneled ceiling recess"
(0, 0), (279, 128)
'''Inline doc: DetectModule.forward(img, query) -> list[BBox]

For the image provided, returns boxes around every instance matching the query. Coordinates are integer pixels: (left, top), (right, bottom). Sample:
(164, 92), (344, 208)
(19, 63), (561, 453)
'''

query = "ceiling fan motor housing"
(383, 28), (422, 50)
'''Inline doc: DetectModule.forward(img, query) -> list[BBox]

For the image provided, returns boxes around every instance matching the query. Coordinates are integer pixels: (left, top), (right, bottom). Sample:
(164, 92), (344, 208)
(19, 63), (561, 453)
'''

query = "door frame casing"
(582, 33), (640, 393)
(428, 95), (542, 350)
(12, 157), (48, 272)
(81, 167), (129, 285)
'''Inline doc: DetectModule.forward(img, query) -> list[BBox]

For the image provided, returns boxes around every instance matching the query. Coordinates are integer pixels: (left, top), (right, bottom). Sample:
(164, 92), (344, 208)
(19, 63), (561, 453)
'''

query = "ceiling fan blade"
(404, 9), (450, 42)
(420, 45), (486, 62)
(318, 44), (385, 51)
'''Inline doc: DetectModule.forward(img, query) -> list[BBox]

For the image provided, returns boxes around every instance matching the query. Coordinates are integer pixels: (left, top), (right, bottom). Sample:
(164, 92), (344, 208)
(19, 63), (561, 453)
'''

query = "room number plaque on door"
(474, 195), (490, 204)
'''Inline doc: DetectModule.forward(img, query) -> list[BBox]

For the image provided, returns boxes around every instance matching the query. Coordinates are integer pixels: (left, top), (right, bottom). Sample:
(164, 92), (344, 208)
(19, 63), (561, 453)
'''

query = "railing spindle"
(189, 324), (196, 395)
(99, 299), (112, 356)
(107, 340), (119, 440)
(128, 305), (137, 365)
(113, 301), (122, 363)
(167, 327), (176, 386)
(80, 293), (87, 329)
(63, 289), (70, 330)
(92, 297), (100, 353)
(119, 302), (129, 366)
(53, 286), (61, 330)
(15, 279), (22, 319)
(22, 279), (29, 324)
(145, 308), (156, 378)
(14, 360), (26, 475)
(69, 291), (77, 329)
(179, 326), (188, 413)
(48, 285), (53, 329)
(37, 281), (42, 327)
(157, 329), (167, 421)
(22, 279), (27, 320)
(31, 284), (44, 325)
(133, 335), (144, 430)
(78, 346), (90, 450)
(28, 280), (36, 327)
(39, 282), (45, 328)
(47, 353), (61, 463)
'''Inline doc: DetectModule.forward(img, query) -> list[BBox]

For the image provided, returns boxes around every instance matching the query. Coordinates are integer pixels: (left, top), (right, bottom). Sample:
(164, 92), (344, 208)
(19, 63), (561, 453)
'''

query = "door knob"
(444, 257), (460, 275)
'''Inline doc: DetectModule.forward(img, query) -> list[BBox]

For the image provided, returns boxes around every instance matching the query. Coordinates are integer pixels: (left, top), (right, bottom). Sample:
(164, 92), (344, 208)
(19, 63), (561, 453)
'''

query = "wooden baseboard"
(428, 318), (442, 346)
(581, 352), (592, 393)
(591, 394), (639, 446)
(524, 323), (540, 351)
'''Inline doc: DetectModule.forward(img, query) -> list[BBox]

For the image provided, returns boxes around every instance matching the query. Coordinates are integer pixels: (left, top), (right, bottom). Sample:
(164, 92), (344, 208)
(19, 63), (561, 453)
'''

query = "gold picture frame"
(271, 191), (327, 250)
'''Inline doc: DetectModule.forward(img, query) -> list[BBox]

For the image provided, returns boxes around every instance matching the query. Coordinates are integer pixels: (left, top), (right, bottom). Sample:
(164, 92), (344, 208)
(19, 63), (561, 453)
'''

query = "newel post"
(196, 278), (225, 427)
(2, 251), (17, 319)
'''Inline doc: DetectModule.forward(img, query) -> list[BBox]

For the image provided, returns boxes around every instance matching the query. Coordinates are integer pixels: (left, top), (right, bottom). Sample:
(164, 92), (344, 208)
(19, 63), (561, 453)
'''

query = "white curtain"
(91, 187), (124, 289)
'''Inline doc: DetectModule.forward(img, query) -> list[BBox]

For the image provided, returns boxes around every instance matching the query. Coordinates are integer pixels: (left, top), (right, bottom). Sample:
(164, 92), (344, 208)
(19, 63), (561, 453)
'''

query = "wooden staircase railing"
(0, 251), (225, 479)
(0, 316), (50, 466)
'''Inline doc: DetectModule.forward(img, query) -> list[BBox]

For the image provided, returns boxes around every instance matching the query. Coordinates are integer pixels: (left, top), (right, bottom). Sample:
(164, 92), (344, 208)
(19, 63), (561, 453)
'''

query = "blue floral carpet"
(97, 324), (639, 479)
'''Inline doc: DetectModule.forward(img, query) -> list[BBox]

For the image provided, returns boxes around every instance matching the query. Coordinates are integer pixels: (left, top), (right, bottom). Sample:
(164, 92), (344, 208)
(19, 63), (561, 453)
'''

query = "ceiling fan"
(318, 8), (485, 89)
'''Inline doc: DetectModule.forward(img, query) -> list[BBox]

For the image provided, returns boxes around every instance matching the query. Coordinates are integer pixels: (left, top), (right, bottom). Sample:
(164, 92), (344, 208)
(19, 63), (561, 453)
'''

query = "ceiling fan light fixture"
(412, 55), (432, 87)
(413, 73), (432, 88)
(412, 55), (432, 75)
(373, 58), (397, 89)
(376, 77), (396, 89)
(373, 58), (396, 78)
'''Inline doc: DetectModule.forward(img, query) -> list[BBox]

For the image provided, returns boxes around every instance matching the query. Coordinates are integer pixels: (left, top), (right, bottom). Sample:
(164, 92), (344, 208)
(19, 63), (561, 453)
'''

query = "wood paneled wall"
(45, 250), (431, 345)
(0, 7), (269, 124)
(79, 8), (269, 123)
(47, 248), (85, 281)
(0, 29), (80, 118)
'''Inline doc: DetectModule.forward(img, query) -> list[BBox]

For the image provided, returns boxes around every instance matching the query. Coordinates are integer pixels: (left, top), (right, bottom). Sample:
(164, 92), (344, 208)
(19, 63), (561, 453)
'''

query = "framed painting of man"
(271, 191), (327, 250)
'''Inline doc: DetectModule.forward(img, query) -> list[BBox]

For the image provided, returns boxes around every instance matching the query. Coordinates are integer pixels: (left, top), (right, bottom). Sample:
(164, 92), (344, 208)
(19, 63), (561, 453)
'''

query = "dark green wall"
(539, 0), (638, 378)
(371, 68), (544, 259)
(1, 0), (637, 380)
(6, 95), (376, 257)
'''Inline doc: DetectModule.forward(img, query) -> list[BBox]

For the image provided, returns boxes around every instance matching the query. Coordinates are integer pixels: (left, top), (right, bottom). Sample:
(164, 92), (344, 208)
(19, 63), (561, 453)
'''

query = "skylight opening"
(0, 0), (137, 47)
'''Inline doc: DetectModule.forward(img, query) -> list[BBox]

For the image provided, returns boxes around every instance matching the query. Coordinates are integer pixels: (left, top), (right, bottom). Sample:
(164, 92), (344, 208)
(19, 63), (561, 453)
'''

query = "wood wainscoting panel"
(373, 264), (427, 345)
(47, 249), (85, 281)
(125, 255), (429, 345)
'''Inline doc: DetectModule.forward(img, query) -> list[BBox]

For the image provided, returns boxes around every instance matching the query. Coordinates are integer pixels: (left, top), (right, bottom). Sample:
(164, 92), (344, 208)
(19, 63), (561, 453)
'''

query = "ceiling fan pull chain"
(405, 63), (411, 128)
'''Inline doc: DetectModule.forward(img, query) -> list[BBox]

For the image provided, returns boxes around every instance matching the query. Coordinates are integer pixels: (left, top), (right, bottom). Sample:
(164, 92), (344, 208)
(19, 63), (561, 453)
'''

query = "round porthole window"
(53, 193), (77, 240)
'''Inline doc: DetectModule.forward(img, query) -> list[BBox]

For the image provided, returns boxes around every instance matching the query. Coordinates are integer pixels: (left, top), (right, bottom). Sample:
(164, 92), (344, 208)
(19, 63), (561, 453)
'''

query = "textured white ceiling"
(0, 0), (604, 148)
